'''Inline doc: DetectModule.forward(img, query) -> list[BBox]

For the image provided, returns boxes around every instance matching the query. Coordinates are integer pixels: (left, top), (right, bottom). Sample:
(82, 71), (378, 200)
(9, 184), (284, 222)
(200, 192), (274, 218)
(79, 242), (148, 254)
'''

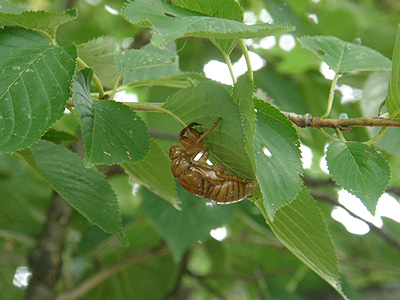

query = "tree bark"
(25, 193), (72, 300)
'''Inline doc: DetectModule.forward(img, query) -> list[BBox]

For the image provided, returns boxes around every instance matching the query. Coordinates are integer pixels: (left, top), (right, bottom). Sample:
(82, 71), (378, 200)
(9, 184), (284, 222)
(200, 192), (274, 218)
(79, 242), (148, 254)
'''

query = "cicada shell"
(169, 118), (256, 204)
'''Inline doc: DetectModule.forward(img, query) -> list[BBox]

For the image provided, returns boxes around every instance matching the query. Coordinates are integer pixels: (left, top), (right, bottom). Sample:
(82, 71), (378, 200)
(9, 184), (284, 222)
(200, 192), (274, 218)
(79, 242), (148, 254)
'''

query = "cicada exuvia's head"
(169, 145), (184, 159)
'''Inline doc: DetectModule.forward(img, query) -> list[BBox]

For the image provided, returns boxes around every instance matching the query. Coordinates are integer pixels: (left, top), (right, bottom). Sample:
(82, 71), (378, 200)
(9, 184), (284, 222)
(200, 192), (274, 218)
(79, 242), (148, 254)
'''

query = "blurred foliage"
(1, 0), (400, 299)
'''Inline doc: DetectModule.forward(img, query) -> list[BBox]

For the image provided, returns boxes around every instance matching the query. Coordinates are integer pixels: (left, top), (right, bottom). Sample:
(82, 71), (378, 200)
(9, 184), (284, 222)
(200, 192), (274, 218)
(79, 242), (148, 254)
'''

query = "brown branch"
(163, 250), (191, 300)
(386, 186), (400, 198)
(283, 112), (400, 130)
(25, 193), (72, 300)
(25, 138), (86, 300)
(68, 100), (400, 131)
(56, 244), (170, 300)
(186, 270), (229, 300)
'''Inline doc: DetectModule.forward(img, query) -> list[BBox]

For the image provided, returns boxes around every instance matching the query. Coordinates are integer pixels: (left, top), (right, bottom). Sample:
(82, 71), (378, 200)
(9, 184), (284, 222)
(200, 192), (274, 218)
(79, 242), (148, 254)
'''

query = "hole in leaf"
(262, 146), (272, 157)
(316, 49), (326, 55)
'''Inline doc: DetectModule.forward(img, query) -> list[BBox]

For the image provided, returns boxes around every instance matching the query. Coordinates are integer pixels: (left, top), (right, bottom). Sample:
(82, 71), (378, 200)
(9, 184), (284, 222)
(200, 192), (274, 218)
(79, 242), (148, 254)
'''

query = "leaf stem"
(318, 128), (336, 140)
(322, 72), (341, 118)
(364, 127), (388, 145)
(210, 38), (236, 84)
(109, 73), (121, 100)
(41, 30), (57, 45)
(239, 40), (253, 81)
(335, 127), (346, 142)
(124, 102), (187, 128)
(40, 31), (105, 100)
(90, 80), (192, 98)
(77, 58), (105, 99)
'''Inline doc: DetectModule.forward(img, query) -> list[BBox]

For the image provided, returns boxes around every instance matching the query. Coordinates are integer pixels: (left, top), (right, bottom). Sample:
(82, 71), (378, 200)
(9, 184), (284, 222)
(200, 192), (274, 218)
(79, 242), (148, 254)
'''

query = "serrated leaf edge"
(325, 140), (391, 213)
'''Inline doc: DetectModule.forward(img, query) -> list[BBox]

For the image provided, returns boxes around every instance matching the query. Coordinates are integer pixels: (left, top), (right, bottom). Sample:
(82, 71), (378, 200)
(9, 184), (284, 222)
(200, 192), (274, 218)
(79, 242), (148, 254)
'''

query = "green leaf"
(42, 128), (77, 144)
(172, 0), (243, 21)
(141, 186), (233, 261)
(0, 27), (77, 153)
(115, 42), (179, 73)
(326, 140), (390, 214)
(171, 0), (243, 54)
(298, 36), (392, 73)
(0, 0), (24, 14)
(254, 99), (302, 219)
(0, 154), (51, 231)
(163, 81), (255, 180)
(0, 8), (77, 34)
(123, 138), (179, 207)
(386, 24), (400, 119)
(19, 140), (126, 245)
(77, 36), (120, 89)
(260, 187), (347, 300)
(232, 74), (256, 173)
(72, 69), (150, 167)
(254, 68), (309, 114)
(122, 0), (295, 47)
(0, 26), (77, 154)
(115, 43), (182, 85)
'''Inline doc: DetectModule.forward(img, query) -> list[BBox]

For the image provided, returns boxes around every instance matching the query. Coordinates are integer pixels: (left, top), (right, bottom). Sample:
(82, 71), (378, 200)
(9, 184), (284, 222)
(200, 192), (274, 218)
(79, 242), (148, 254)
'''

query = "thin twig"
(311, 192), (400, 252)
(124, 102), (187, 128)
(56, 245), (170, 300)
(350, 257), (400, 276)
(322, 72), (341, 118)
(76, 58), (104, 99)
(239, 39), (253, 81)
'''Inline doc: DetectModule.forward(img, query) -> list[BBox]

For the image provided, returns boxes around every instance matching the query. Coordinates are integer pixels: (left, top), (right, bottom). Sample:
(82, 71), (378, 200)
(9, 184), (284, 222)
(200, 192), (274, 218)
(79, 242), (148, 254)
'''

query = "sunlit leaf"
(172, 0), (244, 54)
(386, 24), (400, 119)
(0, 0), (24, 14)
(0, 7), (77, 34)
(115, 43), (182, 85)
(122, 0), (294, 47)
(254, 99), (302, 219)
(232, 74), (256, 173)
(326, 140), (390, 214)
(77, 36), (120, 89)
(115, 42), (179, 73)
(299, 36), (391, 73)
